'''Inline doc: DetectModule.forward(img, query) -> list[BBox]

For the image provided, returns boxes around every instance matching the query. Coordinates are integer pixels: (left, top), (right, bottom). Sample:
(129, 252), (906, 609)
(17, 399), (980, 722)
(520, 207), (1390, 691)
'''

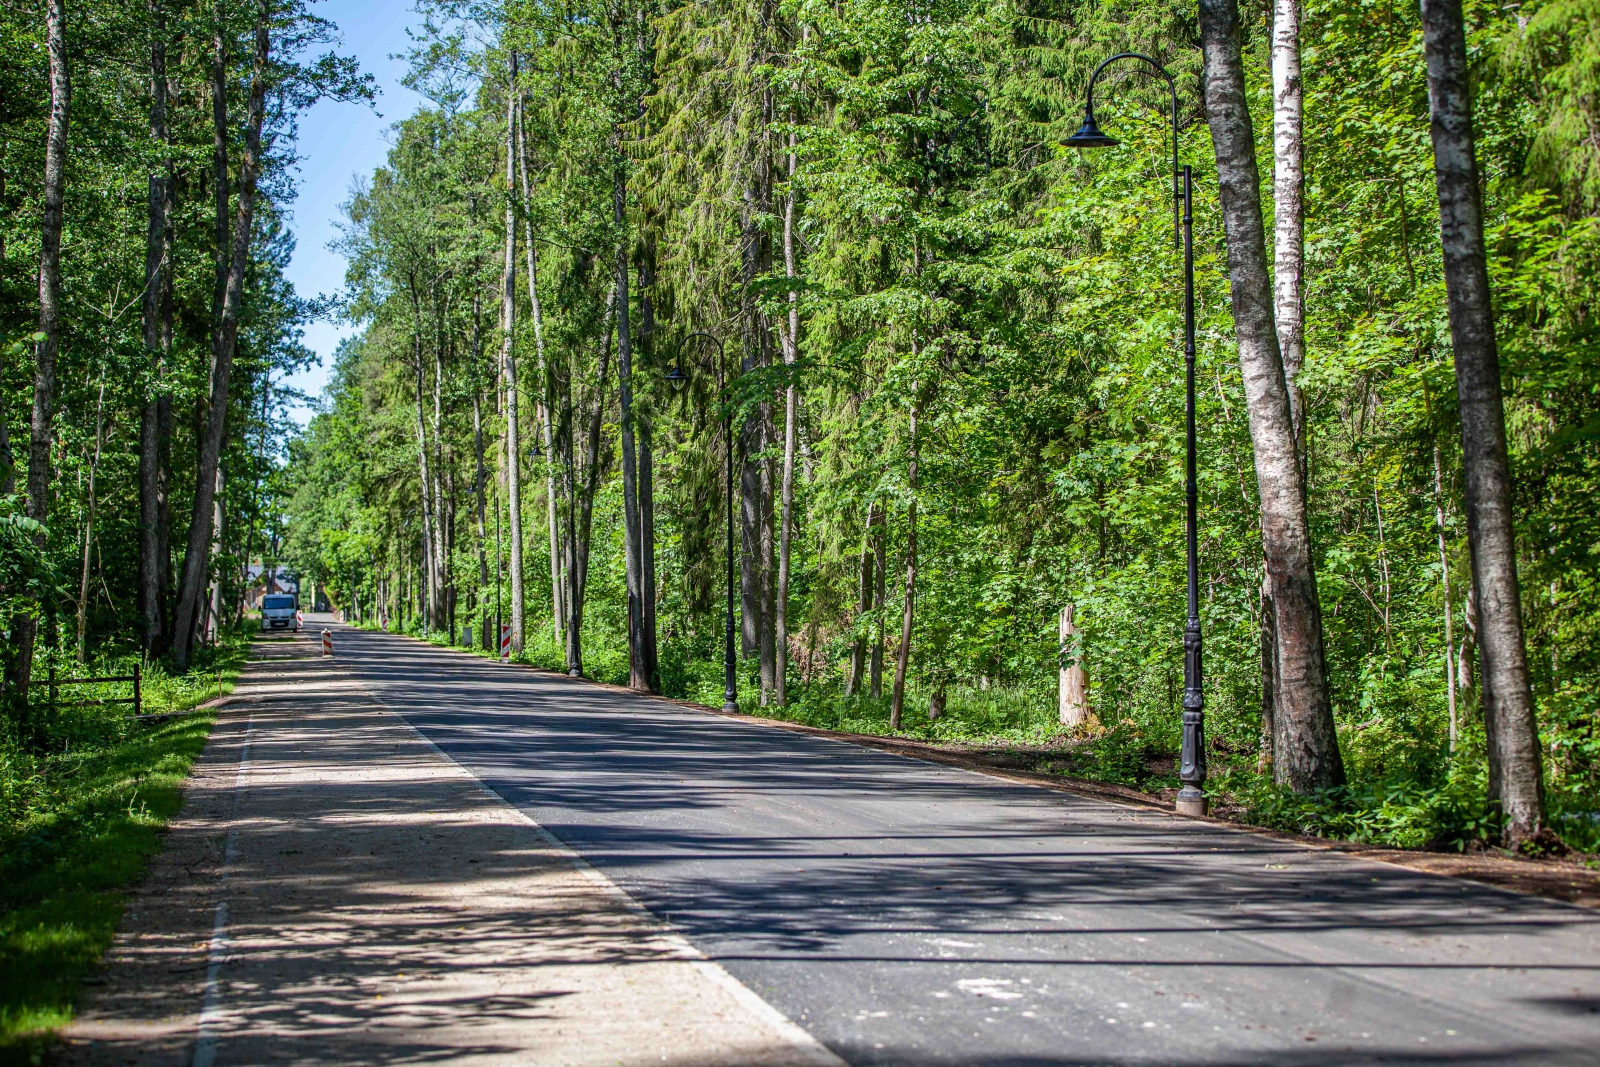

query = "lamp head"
(528, 441), (542, 460)
(664, 361), (688, 386)
(1064, 108), (1119, 149)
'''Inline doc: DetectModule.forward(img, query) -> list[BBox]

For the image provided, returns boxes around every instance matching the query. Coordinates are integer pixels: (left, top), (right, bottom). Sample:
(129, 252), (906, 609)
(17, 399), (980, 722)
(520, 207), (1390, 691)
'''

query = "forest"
(3, 0), (1598, 856)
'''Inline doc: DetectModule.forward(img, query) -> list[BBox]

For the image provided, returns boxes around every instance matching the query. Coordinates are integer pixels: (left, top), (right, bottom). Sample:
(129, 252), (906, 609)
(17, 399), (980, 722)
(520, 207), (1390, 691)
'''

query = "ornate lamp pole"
(666, 332), (739, 714)
(1066, 53), (1206, 817)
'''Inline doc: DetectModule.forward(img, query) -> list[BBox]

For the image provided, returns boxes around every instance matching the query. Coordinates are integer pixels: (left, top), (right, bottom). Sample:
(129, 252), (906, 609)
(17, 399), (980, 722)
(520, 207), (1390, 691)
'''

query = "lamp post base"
(567, 668), (581, 679)
(1175, 788), (1207, 818)
(722, 699), (739, 714)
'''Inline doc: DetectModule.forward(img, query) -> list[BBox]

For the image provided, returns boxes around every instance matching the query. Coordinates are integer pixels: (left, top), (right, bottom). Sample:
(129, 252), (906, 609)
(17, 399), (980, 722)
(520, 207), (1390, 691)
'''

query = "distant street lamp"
(1066, 52), (1205, 817)
(666, 332), (739, 714)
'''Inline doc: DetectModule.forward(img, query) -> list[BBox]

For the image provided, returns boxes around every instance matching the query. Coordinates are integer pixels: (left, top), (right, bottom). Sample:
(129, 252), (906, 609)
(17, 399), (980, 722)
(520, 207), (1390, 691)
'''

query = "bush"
(1217, 762), (1498, 851)
(1, 626), (250, 1057)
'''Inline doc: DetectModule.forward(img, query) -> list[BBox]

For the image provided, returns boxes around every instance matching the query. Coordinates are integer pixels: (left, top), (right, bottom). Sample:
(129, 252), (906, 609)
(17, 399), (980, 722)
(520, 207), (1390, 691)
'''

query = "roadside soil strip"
(59, 636), (840, 1067)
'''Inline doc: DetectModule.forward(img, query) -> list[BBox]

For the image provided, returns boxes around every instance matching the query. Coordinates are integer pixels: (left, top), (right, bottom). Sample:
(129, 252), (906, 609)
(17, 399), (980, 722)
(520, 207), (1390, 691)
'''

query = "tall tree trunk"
(205, 464), (224, 644)
(614, 168), (647, 691)
(758, 407), (776, 703)
(1271, 0), (1306, 456)
(172, 0), (270, 669)
(640, 413), (657, 687)
(1200, 0), (1343, 792)
(472, 298), (490, 641)
(847, 500), (875, 696)
(10, 0), (70, 705)
(209, 1), (229, 351)
(1419, 0), (1547, 846)
(739, 100), (776, 684)
(237, 375), (270, 622)
(139, 0), (170, 655)
(517, 94), (563, 646)
(775, 133), (800, 707)
(569, 296), (616, 675)
(1434, 438), (1458, 752)
(563, 403), (581, 672)
(890, 396), (920, 730)
(501, 62), (525, 654)
(871, 501), (886, 699)
(740, 417), (763, 661)
(157, 384), (172, 640)
(1058, 603), (1088, 728)
(410, 322), (435, 630)
(431, 306), (448, 629)
(76, 374), (106, 662)
(637, 262), (658, 687)
(1258, 579), (1277, 773)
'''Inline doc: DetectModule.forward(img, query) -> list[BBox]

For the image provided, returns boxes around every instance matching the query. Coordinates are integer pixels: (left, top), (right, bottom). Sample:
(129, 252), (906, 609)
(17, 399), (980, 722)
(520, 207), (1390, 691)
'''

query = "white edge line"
(192, 711), (253, 1067)
(347, 669), (847, 1067)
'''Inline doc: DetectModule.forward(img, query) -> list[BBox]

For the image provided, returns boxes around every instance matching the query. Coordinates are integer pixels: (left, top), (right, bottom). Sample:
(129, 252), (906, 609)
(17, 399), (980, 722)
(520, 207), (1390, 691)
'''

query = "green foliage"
(0, 628), (250, 1060)
(1225, 772), (1499, 852)
(277, 0), (1600, 855)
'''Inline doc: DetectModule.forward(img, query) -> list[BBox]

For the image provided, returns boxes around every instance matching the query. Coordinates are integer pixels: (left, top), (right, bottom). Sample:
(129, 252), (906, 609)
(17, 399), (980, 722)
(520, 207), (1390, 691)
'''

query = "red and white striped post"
(296, 609), (304, 632)
(500, 624), (512, 662)
(321, 629), (333, 657)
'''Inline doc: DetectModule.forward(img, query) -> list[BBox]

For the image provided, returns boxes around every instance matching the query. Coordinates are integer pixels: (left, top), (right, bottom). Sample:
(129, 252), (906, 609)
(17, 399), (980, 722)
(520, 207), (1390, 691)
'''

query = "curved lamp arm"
(1077, 52), (1181, 248)
(681, 330), (727, 391)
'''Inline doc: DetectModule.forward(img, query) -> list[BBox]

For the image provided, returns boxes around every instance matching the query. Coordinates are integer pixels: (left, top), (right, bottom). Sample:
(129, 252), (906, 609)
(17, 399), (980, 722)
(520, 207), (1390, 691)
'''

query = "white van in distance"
(261, 594), (300, 632)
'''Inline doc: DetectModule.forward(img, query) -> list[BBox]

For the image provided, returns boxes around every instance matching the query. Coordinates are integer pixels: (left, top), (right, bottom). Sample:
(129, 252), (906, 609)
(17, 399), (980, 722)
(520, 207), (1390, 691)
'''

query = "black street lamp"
(1067, 52), (1205, 818)
(667, 332), (739, 714)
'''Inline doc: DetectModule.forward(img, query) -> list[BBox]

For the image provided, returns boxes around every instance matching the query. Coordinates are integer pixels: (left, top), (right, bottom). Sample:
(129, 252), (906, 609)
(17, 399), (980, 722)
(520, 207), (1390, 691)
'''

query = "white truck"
(260, 593), (300, 632)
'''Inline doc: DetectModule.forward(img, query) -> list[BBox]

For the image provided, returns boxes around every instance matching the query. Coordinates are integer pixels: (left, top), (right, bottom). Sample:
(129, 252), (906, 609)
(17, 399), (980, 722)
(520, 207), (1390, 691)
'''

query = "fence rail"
(28, 664), (142, 715)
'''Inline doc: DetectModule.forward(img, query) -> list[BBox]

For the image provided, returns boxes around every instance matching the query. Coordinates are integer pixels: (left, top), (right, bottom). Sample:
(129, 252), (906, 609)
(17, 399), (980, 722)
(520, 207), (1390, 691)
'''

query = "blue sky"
(280, 0), (428, 426)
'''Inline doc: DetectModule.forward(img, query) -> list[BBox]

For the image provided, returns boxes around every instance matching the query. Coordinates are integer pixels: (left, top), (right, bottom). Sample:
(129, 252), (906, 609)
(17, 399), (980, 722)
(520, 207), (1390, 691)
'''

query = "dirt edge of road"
(360, 628), (1600, 911)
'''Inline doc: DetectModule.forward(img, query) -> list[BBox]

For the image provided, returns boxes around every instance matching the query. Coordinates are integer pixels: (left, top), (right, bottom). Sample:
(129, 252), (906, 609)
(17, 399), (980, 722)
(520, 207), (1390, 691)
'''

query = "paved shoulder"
(61, 635), (835, 1067)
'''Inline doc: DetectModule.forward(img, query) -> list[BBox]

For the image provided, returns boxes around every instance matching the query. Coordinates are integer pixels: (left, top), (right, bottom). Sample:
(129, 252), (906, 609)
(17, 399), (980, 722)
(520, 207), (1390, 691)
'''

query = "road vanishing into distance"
(330, 623), (1598, 1066)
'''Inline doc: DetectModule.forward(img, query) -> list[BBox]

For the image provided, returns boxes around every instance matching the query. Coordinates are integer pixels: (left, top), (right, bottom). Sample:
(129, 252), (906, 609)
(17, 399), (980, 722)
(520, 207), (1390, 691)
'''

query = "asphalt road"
(329, 622), (1600, 1066)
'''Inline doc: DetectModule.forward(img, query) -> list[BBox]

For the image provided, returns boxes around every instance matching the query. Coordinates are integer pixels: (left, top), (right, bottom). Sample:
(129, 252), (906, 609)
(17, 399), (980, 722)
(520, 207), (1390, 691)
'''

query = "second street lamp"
(667, 332), (739, 714)
(1067, 52), (1206, 818)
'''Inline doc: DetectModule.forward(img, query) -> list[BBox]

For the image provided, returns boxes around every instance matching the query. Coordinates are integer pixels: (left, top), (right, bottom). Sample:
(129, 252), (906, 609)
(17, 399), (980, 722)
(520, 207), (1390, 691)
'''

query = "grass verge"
(0, 630), (251, 1065)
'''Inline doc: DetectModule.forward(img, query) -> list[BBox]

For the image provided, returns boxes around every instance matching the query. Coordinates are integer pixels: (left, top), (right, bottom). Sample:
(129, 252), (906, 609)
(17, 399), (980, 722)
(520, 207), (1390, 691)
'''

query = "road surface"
(323, 623), (1600, 1066)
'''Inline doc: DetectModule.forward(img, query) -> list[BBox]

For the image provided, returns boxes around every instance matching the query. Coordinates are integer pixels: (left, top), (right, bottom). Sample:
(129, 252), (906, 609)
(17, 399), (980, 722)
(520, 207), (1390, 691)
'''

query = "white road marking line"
(192, 712), (253, 1067)
(354, 652), (847, 1067)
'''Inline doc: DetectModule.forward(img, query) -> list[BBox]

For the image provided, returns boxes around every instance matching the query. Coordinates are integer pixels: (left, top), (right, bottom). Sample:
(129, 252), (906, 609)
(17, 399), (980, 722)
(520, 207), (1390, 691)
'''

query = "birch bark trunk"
(410, 324), (435, 630)
(205, 464), (224, 644)
(1200, 0), (1342, 791)
(1419, 0), (1548, 846)
(847, 501), (874, 696)
(501, 64), (525, 653)
(775, 136), (800, 707)
(890, 395), (920, 731)
(614, 164), (647, 690)
(173, 0), (269, 668)
(472, 297), (490, 644)
(1434, 439), (1458, 751)
(871, 503), (886, 699)
(432, 311), (448, 628)
(1271, 0), (1306, 454)
(1059, 603), (1087, 728)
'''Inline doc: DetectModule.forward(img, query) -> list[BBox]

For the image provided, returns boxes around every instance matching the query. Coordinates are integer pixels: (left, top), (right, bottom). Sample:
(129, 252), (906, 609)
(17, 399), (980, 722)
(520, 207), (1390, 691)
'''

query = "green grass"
(0, 630), (251, 1065)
